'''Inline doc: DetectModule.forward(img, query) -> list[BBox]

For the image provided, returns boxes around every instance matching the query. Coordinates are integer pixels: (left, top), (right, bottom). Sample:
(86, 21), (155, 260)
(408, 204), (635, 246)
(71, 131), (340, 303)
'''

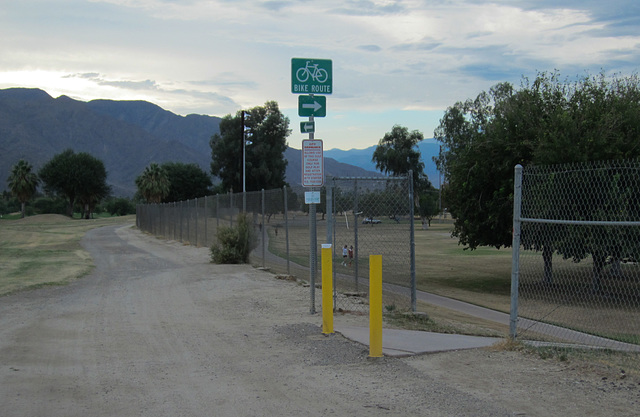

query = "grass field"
(414, 221), (513, 312)
(0, 214), (135, 296)
(262, 215), (514, 312)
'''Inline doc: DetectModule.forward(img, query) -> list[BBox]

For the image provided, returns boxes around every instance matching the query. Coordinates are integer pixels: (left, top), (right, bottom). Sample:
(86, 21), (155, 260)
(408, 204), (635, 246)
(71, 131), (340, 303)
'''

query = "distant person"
(348, 245), (354, 266)
(342, 244), (348, 266)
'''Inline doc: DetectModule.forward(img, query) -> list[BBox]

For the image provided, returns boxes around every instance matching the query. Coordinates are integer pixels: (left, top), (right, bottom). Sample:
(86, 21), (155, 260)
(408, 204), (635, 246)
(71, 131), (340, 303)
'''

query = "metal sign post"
(292, 58), (332, 315)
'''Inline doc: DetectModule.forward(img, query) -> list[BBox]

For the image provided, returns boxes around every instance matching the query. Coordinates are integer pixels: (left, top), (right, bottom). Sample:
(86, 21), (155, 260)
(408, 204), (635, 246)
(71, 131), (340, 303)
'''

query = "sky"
(1, 0), (639, 151)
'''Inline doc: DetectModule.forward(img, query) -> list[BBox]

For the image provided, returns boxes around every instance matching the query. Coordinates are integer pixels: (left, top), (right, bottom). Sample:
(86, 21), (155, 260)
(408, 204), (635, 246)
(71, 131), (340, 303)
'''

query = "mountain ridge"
(0, 88), (385, 197)
(323, 140), (441, 187)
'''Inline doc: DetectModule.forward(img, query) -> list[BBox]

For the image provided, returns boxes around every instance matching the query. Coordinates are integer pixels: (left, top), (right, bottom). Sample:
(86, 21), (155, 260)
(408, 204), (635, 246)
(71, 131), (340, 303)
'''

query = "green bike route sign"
(298, 95), (326, 117)
(291, 58), (332, 95)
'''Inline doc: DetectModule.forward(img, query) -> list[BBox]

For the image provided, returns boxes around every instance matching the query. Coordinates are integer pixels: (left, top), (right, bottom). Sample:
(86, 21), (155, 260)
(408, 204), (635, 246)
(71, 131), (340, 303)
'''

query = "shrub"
(32, 196), (67, 215)
(210, 213), (257, 264)
(104, 197), (136, 216)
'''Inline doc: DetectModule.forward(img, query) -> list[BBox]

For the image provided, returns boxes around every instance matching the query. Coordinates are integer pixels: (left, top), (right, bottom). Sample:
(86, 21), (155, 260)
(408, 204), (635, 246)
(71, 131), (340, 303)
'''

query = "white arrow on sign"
(303, 123), (314, 132)
(302, 100), (323, 112)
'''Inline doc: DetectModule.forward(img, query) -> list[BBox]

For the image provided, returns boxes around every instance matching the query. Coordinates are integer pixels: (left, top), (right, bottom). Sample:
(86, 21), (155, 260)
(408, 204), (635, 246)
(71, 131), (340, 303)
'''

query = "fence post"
(173, 202), (177, 241)
(283, 186), (290, 275)
(353, 178), (359, 292)
(179, 200), (184, 243)
(262, 189), (266, 268)
(326, 180), (336, 310)
(229, 190), (233, 227)
(186, 199), (190, 244)
(159, 203), (163, 237)
(195, 197), (198, 247)
(510, 164), (523, 339)
(409, 170), (416, 312)
(204, 196), (208, 247)
(326, 179), (333, 244)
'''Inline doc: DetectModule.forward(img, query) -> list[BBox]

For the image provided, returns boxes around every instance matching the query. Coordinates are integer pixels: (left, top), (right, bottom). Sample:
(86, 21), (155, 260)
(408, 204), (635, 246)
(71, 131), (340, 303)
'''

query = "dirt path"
(0, 225), (638, 416)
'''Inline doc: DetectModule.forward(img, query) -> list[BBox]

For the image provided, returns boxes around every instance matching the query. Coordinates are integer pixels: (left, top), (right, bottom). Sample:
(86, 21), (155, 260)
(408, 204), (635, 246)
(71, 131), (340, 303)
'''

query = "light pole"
(241, 111), (253, 212)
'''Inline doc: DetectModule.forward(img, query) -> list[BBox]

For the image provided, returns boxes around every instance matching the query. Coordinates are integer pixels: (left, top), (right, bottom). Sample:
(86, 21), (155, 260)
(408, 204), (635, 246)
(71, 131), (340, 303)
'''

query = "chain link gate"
(327, 175), (416, 313)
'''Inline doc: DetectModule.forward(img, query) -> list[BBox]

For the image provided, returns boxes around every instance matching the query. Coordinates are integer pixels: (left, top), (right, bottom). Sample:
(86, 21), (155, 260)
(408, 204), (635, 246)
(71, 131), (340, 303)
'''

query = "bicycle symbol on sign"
(296, 61), (329, 83)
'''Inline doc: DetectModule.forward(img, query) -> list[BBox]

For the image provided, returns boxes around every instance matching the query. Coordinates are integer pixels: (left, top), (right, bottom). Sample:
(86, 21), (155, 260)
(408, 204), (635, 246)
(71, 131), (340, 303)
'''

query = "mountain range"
(0, 88), (439, 197)
(324, 140), (441, 186)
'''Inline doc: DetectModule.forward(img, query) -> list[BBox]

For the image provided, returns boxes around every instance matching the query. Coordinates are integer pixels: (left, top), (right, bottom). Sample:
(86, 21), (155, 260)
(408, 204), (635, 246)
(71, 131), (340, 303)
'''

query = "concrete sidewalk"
(336, 325), (503, 357)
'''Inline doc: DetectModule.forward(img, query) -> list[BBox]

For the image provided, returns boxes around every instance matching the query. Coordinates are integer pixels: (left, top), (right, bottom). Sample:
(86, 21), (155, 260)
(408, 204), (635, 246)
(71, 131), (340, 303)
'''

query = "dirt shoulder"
(0, 224), (637, 416)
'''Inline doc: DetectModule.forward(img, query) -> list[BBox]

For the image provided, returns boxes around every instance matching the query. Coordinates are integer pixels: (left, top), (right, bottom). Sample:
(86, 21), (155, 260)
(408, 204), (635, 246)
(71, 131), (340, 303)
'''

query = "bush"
(210, 213), (257, 264)
(104, 197), (136, 216)
(32, 196), (67, 215)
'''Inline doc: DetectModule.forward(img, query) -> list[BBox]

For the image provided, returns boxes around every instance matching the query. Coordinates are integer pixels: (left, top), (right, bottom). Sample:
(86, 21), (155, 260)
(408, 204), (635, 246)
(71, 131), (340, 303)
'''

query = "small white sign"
(305, 191), (321, 204)
(302, 139), (324, 187)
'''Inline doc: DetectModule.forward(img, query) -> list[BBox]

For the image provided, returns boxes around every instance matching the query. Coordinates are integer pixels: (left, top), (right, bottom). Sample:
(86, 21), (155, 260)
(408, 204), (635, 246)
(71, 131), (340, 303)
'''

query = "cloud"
(457, 64), (528, 83)
(260, 1), (293, 12)
(64, 73), (101, 80)
(3, 0), (640, 150)
(329, 0), (406, 16)
(358, 45), (383, 52)
(65, 73), (159, 91)
(58, 72), (239, 115)
(391, 41), (442, 52)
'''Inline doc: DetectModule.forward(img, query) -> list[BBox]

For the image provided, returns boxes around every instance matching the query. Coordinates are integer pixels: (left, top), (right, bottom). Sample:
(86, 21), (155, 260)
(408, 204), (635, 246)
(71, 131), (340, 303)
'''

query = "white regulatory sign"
(302, 139), (324, 187)
(305, 191), (321, 204)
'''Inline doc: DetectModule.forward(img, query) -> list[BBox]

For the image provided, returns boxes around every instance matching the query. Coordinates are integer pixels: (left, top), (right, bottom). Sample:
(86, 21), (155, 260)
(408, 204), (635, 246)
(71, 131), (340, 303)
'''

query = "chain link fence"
(511, 160), (640, 351)
(327, 176), (415, 313)
(137, 177), (417, 313)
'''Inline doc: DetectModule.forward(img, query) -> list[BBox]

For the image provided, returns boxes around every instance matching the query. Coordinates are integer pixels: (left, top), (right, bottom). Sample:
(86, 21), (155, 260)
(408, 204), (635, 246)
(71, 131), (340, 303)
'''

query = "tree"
(434, 71), (640, 284)
(372, 125), (434, 220)
(103, 197), (136, 216)
(418, 188), (440, 227)
(38, 149), (110, 217)
(7, 159), (39, 218)
(135, 163), (170, 204)
(161, 162), (212, 202)
(210, 101), (290, 193)
(372, 125), (426, 188)
(74, 153), (111, 219)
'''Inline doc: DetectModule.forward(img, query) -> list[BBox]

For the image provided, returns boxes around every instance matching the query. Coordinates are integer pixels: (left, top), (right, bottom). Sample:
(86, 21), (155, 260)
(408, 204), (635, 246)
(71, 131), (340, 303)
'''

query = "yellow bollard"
(321, 244), (334, 334)
(369, 254), (383, 357)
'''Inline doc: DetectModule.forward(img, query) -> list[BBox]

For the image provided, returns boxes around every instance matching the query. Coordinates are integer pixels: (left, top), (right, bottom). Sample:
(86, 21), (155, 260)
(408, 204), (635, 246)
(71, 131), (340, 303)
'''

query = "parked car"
(362, 217), (381, 224)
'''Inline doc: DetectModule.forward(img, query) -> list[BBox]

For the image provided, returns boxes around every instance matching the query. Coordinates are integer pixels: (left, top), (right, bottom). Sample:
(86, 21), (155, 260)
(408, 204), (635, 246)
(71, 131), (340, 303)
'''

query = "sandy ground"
(0, 224), (638, 416)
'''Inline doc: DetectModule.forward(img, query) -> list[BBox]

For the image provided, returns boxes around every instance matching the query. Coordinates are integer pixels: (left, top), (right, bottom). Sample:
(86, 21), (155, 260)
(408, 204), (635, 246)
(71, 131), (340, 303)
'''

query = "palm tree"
(135, 163), (170, 203)
(7, 159), (40, 218)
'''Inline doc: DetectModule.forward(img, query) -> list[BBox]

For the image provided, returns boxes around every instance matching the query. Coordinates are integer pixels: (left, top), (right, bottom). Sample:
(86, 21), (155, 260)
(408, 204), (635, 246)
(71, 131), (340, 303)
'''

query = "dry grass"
(0, 214), (135, 295)
(414, 221), (513, 311)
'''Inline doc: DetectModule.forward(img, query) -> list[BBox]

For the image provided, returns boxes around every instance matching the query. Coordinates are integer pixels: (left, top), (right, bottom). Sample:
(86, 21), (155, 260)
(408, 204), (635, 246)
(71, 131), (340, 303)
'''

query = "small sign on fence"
(305, 191), (320, 204)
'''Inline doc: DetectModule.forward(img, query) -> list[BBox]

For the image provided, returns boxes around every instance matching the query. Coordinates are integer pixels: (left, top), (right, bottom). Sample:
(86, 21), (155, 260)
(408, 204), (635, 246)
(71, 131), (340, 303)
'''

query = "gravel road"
(0, 224), (638, 416)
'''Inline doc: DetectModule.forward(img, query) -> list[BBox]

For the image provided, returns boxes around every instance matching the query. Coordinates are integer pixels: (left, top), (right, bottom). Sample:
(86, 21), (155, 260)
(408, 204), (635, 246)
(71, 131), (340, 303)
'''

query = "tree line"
(434, 71), (640, 287)
(4, 98), (445, 224)
(5, 149), (131, 219)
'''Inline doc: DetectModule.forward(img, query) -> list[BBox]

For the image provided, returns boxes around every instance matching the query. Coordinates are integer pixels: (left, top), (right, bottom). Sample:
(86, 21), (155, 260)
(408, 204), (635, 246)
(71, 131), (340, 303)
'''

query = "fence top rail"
(329, 176), (406, 181)
(520, 217), (640, 227)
